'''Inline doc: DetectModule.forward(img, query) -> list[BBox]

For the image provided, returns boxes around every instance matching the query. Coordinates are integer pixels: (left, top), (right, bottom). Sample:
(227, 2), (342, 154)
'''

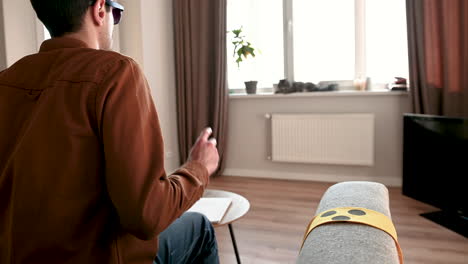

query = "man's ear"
(90, 0), (106, 26)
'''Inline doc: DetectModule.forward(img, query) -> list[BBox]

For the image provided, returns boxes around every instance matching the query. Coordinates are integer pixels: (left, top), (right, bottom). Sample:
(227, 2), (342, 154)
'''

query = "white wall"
(140, 0), (180, 173)
(224, 92), (411, 186)
(119, 0), (180, 173)
(1, 0), (38, 67)
(118, 0), (144, 66)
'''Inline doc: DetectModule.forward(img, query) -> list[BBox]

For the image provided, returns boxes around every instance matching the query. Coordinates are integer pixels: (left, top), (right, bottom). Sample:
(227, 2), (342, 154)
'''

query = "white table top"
(203, 189), (250, 226)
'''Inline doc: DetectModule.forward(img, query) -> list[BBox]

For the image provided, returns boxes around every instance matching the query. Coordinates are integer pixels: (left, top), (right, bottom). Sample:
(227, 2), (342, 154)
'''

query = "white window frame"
(283, 0), (368, 83)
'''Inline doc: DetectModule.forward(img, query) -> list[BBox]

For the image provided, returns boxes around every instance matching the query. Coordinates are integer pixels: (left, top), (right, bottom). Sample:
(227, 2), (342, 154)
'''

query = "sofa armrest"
(297, 181), (400, 264)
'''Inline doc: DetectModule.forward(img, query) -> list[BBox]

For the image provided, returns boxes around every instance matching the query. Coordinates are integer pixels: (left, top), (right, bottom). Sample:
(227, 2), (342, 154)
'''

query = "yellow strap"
(301, 207), (404, 264)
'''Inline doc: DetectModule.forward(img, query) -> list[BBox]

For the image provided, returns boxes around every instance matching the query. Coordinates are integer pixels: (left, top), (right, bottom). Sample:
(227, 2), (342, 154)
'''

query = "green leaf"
(232, 29), (242, 37)
(229, 26), (256, 68)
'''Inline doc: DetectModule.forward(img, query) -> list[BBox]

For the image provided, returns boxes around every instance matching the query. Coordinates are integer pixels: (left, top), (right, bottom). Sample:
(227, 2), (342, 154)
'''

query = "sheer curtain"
(173, 0), (229, 176)
(407, 0), (468, 117)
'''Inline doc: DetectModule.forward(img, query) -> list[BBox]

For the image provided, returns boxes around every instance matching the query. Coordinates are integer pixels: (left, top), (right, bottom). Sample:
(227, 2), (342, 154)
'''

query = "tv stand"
(420, 210), (468, 238)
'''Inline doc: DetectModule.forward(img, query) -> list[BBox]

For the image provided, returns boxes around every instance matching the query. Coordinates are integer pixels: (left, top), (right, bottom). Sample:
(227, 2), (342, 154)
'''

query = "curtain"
(173, 0), (229, 176)
(406, 0), (468, 118)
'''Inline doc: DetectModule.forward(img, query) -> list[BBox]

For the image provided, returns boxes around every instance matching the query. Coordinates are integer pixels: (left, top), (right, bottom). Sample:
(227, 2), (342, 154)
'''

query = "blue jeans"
(154, 212), (220, 264)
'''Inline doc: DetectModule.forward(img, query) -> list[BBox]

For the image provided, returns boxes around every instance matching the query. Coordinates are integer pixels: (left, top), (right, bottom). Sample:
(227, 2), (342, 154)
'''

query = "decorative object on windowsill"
(313, 81), (339, 92)
(305, 82), (319, 92)
(387, 77), (408, 91)
(275, 79), (290, 94)
(229, 27), (258, 94)
(273, 80), (339, 94)
(275, 79), (298, 94)
(354, 77), (370, 91)
(318, 83), (339, 92)
(293, 81), (306, 92)
(365, 77), (372, 91)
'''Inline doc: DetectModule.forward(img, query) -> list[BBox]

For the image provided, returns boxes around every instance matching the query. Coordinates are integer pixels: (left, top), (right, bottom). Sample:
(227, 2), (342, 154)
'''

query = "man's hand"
(187, 127), (220, 176)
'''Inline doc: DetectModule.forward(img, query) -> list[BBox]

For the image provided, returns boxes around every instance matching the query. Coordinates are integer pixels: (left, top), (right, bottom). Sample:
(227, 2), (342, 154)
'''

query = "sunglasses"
(89, 0), (125, 25)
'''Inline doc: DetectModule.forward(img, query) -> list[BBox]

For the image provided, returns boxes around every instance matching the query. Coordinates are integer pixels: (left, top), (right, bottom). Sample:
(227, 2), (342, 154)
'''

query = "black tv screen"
(402, 113), (468, 237)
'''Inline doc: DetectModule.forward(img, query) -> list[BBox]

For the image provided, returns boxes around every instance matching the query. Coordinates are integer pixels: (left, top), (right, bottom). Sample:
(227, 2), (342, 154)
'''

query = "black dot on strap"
(321, 211), (337, 217)
(332, 215), (351, 221)
(348, 209), (366, 216)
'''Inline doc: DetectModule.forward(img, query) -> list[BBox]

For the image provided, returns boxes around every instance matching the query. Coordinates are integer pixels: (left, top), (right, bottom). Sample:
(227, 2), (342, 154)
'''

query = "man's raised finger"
(199, 127), (213, 142)
(208, 138), (217, 147)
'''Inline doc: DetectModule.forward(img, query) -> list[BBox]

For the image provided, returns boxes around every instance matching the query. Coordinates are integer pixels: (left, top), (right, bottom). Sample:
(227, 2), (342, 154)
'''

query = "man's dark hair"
(30, 0), (109, 38)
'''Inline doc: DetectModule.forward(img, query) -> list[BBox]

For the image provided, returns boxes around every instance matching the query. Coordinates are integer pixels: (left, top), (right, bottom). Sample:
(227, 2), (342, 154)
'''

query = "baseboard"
(222, 168), (402, 187)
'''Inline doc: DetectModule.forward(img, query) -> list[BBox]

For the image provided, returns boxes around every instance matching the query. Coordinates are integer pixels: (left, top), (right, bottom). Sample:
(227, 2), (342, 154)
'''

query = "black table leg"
(228, 223), (241, 264)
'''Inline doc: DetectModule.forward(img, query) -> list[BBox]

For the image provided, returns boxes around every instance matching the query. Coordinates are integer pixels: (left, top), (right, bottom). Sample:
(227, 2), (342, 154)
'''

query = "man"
(0, 0), (220, 263)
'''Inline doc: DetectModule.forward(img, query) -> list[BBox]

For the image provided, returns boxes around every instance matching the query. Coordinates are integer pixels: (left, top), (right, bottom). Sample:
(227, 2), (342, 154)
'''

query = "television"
(403, 113), (468, 238)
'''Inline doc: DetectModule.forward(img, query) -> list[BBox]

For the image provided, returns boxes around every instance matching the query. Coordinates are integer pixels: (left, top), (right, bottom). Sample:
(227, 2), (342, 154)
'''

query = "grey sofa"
(297, 181), (401, 264)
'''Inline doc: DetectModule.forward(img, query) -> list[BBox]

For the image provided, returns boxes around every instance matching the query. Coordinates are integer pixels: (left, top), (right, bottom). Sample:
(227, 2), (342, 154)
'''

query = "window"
(227, 0), (284, 90)
(293, 0), (355, 83)
(365, 0), (408, 87)
(227, 0), (409, 91)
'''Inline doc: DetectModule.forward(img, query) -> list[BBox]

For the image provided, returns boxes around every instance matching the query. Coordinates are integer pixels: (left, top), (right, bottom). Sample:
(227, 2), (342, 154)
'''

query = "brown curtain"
(406, 0), (468, 118)
(173, 0), (229, 176)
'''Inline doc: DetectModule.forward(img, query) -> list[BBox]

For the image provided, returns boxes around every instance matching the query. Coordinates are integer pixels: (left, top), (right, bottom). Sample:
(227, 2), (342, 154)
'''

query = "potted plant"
(229, 27), (257, 94)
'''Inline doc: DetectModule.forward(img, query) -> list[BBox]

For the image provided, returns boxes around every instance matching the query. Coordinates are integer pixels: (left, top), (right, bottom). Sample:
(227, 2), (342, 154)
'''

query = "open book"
(187, 197), (232, 224)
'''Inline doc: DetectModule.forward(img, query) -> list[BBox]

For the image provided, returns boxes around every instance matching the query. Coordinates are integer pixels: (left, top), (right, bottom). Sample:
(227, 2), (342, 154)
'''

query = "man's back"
(0, 37), (209, 264)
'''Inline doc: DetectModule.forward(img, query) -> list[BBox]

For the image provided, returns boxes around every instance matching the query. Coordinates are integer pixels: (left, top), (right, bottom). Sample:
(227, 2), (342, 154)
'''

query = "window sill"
(229, 90), (409, 99)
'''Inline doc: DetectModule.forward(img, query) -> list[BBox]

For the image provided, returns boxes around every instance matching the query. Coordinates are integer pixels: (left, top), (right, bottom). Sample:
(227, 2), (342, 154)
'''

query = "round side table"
(203, 189), (250, 264)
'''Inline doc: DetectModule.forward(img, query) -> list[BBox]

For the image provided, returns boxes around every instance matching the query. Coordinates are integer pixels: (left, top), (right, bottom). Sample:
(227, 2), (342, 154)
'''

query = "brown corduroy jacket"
(0, 37), (209, 264)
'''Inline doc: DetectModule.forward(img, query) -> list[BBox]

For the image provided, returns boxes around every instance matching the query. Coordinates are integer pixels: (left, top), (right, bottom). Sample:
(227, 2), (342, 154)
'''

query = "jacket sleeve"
(95, 57), (209, 240)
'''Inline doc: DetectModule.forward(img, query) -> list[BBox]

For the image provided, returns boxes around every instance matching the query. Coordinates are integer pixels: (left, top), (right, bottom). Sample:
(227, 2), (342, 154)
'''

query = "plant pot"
(244, 81), (258, 94)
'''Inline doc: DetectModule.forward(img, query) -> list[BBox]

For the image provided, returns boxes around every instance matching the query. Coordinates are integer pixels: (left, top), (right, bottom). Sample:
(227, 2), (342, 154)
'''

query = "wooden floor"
(209, 176), (468, 264)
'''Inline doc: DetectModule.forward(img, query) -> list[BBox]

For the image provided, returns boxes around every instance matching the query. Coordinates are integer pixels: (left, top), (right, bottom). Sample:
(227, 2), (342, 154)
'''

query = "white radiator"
(269, 113), (375, 166)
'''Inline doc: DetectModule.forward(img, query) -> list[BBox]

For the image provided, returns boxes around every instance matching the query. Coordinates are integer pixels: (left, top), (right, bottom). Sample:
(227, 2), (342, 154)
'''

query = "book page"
(187, 197), (232, 223)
